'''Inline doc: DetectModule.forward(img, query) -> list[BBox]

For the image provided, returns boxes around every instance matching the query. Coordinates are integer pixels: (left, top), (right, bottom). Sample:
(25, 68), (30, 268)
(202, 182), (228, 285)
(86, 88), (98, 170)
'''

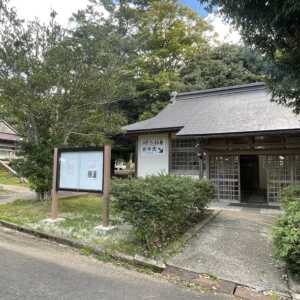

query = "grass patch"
(0, 199), (50, 224)
(0, 195), (104, 227)
(0, 195), (144, 256)
(0, 165), (28, 187)
(0, 195), (209, 259)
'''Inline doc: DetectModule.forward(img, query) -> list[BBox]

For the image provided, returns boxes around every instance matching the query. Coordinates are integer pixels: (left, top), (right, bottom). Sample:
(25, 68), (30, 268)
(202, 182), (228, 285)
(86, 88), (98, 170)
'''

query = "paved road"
(0, 184), (36, 204)
(0, 227), (233, 300)
(0, 183), (86, 204)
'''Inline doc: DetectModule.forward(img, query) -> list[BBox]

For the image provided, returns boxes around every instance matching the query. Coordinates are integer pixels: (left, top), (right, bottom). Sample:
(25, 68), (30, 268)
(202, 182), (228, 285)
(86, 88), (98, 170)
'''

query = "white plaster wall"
(137, 133), (169, 177)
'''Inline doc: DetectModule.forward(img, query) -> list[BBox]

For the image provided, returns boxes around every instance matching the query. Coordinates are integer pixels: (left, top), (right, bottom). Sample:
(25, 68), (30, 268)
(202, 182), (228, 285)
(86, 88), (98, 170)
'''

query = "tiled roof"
(125, 82), (300, 137)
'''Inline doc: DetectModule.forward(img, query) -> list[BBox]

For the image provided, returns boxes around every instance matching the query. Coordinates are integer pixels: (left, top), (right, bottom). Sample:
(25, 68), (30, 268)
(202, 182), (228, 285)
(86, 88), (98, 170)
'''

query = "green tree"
(181, 44), (267, 90)
(0, 1), (130, 198)
(200, 0), (300, 113)
(93, 0), (212, 121)
(99, 0), (266, 121)
(133, 0), (212, 120)
(69, 1), (268, 124)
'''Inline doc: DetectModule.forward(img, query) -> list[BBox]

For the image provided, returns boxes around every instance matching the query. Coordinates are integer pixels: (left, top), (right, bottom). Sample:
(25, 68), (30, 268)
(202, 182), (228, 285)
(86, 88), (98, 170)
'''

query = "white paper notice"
(59, 151), (103, 191)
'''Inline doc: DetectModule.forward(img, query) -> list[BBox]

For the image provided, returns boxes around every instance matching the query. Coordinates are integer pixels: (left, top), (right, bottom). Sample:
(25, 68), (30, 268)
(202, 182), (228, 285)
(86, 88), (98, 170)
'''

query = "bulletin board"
(57, 148), (104, 193)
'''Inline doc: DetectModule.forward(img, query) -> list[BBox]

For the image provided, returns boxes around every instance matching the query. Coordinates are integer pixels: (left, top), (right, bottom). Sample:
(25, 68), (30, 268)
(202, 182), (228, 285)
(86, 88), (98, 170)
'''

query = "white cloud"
(9, 0), (91, 26)
(206, 13), (242, 45)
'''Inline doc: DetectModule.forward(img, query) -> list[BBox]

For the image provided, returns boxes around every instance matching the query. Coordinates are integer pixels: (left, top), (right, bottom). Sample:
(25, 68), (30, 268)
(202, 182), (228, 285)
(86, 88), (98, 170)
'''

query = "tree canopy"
(0, 0), (131, 196)
(95, 0), (265, 121)
(0, 0), (267, 195)
(99, 0), (213, 121)
(181, 44), (266, 91)
(200, 0), (300, 112)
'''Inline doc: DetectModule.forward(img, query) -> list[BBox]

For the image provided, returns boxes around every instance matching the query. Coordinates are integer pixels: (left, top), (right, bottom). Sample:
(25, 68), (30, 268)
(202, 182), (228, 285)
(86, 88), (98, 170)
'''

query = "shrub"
(273, 185), (300, 275)
(111, 175), (214, 254)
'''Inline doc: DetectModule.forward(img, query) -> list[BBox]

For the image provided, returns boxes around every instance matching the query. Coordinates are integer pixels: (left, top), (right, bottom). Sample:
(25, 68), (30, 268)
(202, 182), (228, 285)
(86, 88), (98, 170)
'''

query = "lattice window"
(170, 139), (199, 175)
(265, 155), (292, 202)
(294, 155), (300, 183)
(209, 155), (240, 201)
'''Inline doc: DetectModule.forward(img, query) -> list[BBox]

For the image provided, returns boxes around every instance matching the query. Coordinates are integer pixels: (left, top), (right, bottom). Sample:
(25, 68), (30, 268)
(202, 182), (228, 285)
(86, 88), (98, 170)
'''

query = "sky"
(9, 0), (240, 44)
(181, 0), (208, 17)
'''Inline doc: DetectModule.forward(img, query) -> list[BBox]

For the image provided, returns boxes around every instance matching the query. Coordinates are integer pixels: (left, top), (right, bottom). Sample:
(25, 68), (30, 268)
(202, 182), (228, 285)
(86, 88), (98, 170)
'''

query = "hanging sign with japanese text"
(141, 136), (166, 156)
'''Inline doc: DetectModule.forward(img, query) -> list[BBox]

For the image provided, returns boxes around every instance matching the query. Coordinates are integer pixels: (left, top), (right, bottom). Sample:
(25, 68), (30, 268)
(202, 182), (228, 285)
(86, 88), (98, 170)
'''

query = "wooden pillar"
(51, 148), (59, 219)
(197, 144), (204, 179)
(205, 152), (210, 179)
(197, 138), (208, 179)
(135, 138), (138, 178)
(199, 155), (204, 179)
(290, 155), (295, 184)
(102, 144), (111, 227)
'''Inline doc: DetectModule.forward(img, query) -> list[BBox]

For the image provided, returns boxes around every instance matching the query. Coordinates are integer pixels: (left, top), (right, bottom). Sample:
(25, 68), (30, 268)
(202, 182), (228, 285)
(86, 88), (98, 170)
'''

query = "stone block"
(234, 286), (288, 300)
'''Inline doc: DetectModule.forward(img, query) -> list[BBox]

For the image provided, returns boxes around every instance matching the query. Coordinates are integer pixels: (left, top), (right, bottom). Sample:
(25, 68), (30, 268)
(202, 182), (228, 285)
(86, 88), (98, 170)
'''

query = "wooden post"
(51, 148), (59, 219)
(102, 144), (111, 227)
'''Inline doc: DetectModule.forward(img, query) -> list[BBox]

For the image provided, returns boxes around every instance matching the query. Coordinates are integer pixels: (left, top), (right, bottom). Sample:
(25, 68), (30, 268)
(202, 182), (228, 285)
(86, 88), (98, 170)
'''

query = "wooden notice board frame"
(51, 145), (111, 227)
(56, 147), (105, 193)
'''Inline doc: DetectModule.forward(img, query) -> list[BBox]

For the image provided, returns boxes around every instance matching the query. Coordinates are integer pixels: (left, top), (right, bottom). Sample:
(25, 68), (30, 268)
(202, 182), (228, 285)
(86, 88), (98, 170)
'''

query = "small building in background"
(124, 82), (300, 205)
(0, 120), (19, 161)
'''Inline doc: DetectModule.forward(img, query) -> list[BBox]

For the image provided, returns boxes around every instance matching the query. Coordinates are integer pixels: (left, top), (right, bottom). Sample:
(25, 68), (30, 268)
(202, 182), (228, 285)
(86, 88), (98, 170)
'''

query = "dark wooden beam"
(207, 148), (300, 155)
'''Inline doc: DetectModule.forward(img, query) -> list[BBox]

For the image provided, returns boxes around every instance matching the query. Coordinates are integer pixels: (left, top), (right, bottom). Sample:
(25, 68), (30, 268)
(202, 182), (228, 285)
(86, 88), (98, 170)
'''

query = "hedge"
(273, 185), (300, 275)
(111, 175), (214, 254)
